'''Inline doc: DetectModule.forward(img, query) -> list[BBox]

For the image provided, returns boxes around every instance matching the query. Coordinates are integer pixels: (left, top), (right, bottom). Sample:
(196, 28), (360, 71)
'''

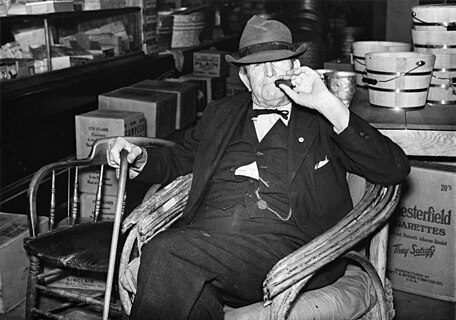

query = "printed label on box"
(44, 267), (106, 291)
(79, 192), (118, 221)
(193, 51), (229, 77)
(387, 162), (456, 302)
(75, 109), (145, 159)
(78, 167), (119, 196)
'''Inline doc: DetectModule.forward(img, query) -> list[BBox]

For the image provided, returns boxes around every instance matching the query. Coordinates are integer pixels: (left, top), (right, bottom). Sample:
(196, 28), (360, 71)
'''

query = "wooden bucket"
(427, 53), (456, 105)
(171, 13), (205, 48)
(364, 52), (436, 109)
(412, 29), (456, 55)
(352, 41), (411, 88)
(411, 4), (456, 31)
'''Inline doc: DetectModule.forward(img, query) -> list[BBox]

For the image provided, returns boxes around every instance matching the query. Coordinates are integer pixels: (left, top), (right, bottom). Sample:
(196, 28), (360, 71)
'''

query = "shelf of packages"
(350, 88), (456, 158)
(1, 7), (141, 72)
(0, 34), (240, 214)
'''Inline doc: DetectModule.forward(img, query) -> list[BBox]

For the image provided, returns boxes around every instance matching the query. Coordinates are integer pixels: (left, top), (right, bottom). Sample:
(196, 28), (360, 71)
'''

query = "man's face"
(239, 58), (300, 109)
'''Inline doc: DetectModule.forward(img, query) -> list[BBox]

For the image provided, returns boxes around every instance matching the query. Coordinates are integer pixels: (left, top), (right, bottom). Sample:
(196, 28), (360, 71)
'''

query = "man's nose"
(264, 62), (275, 77)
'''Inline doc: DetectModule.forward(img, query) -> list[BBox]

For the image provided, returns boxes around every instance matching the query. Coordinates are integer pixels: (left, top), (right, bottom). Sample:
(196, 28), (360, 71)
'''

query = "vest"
(202, 110), (292, 221)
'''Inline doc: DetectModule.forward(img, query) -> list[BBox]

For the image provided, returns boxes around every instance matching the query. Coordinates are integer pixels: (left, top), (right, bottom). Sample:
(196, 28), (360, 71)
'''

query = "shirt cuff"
(129, 147), (148, 179)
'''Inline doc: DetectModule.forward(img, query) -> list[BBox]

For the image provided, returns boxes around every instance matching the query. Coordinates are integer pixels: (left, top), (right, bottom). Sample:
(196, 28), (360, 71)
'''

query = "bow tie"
(251, 109), (289, 120)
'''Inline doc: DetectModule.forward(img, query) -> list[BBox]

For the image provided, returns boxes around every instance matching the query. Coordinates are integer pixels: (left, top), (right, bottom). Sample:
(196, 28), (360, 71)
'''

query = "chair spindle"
(49, 170), (56, 231)
(94, 164), (105, 222)
(71, 166), (79, 225)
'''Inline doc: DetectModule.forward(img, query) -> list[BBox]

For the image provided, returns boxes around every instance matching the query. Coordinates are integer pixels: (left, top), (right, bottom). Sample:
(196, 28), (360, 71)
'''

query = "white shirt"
(235, 103), (292, 180)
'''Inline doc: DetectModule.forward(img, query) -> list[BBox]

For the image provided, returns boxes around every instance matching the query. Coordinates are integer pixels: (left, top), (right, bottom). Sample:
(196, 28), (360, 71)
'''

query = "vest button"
(256, 151), (264, 156)
(298, 137), (305, 142)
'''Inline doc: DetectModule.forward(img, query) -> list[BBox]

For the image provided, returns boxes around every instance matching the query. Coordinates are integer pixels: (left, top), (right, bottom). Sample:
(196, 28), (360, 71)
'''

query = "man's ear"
(293, 59), (301, 69)
(238, 69), (251, 92)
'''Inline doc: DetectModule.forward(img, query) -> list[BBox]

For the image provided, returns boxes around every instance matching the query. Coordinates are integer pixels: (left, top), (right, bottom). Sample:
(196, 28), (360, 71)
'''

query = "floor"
(2, 289), (454, 319)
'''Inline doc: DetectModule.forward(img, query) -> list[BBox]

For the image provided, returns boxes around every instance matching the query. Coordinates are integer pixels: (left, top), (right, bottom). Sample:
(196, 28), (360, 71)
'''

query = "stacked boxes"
(98, 87), (177, 138)
(75, 109), (146, 220)
(130, 79), (197, 129)
(0, 213), (48, 314)
(127, 0), (159, 55)
(83, 0), (126, 10)
(172, 73), (226, 118)
(225, 62), (248, 97)
(387, 162), (456, 302)
(0, 58), (35, 81)
(193, 50), (230, 78)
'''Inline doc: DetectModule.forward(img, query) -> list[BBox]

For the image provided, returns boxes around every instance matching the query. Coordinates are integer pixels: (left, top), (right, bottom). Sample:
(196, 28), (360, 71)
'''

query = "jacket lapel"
(186, 94), (251, 215)
(288, 106), (318, 185)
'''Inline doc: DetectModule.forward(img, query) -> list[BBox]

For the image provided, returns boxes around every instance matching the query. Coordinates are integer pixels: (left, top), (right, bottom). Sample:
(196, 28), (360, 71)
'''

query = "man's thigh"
(141, 226), (300, 306)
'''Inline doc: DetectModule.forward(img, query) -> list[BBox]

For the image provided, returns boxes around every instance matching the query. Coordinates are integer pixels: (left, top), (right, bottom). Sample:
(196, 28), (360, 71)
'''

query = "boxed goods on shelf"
(98, 87), (177, 138)
(83, 0), (125, 10)
(170, 73), (226, 118)
(0, 58), (34, 80)
(25, 1), (74, 14)
(0, 213), (48, 314)
(130, 79), (197, 129)
(387, 161), (456, 302)
(193, 49), (230, 77)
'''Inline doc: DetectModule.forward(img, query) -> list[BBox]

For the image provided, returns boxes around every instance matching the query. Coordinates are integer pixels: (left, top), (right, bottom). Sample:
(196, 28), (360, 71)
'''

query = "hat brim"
(225, 42), (308, 65)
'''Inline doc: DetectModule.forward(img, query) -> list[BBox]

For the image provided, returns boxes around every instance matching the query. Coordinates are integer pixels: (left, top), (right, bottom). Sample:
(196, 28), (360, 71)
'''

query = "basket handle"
(362, 60), (426, 86)
(411, 11), (456, 31)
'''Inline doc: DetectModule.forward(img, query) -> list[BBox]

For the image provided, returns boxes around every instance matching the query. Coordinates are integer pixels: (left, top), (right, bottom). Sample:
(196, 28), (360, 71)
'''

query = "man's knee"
(140, 229), (186, 261)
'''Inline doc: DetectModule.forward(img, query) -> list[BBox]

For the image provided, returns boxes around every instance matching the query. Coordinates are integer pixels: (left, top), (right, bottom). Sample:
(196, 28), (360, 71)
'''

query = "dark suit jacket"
(140, 92), (410, 239)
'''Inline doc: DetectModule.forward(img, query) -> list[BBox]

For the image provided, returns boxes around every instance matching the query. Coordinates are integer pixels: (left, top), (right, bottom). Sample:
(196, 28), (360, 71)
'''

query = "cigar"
(274, 79), (295, 88)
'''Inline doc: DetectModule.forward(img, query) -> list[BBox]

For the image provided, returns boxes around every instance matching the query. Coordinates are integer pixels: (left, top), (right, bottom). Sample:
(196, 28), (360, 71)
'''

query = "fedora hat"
(225, 15), (308, 65)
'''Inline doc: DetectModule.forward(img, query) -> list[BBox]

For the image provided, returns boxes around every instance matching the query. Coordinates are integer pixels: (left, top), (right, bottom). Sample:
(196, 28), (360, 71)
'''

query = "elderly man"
(108, 15), (410, 320)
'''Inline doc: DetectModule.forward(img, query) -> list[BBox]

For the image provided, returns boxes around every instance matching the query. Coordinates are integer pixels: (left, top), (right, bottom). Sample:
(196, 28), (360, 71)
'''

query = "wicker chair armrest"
(263, 183), (401, 320)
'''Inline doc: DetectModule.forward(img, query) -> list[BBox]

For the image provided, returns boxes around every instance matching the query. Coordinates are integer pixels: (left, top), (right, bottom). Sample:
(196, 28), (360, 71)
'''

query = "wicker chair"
(115, 139), (402, 320)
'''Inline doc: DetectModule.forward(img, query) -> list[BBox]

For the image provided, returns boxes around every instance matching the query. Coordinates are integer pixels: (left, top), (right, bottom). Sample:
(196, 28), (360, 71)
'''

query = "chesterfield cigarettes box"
(387, 162), (456, 302)
(99, 87), (177, 138)
(75, 109), (145, 195)
(0, 213), (48, 314)
(130, 79), (197, 129)
(193, 50), (230, 77)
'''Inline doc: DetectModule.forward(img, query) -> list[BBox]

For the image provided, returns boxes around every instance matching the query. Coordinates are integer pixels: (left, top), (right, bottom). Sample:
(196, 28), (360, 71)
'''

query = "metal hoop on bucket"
(362, 61), (428, 86)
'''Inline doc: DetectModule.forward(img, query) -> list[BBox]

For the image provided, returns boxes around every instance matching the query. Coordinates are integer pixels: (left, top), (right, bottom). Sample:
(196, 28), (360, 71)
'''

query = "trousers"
(129, 202), (307, 320)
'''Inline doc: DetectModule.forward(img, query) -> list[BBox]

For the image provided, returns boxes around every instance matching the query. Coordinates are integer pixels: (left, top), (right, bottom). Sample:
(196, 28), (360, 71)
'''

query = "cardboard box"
(78, 167), (119, 196)
(75, 109), (146, 159)
(0, 213), (48, 314)
(79, 192), (118, 221)
(226, 82), (248, 97)
(193, 50), (230, 78)
(75, 109), (145, 195)
(387, 162), (456, 302)
(99, 87), (177, 138)
(171, 74), (226, 117)
(44, 267), (106, 291)
(131, 79), (197, 129)
(83, 0), (125, 10)
(25, 1), (74, 14)
(0, 58), (35, 81)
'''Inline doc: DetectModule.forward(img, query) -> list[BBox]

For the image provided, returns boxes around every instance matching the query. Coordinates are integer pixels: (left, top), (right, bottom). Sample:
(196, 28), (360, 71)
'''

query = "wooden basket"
(427, 53), (456, 105)
(412, 29), (456, 55)
(171, 13), (205, 48)
(364, 52), (436, 109)
(412, 4), (456, 31)
(352, 41), (411, 88)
